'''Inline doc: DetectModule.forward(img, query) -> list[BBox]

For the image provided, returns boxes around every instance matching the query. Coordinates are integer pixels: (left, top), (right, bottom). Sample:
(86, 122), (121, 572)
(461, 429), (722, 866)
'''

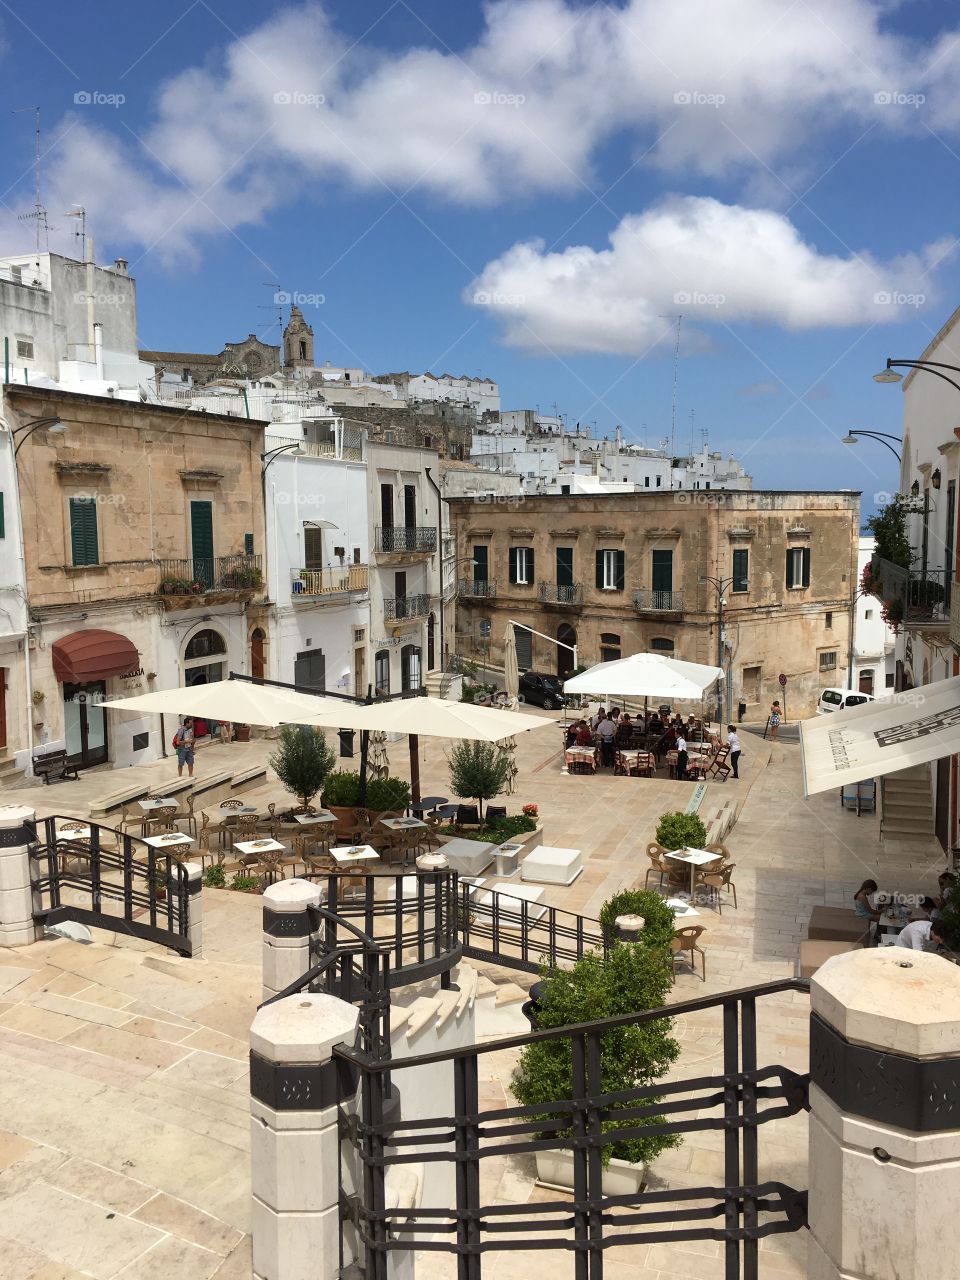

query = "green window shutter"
(802, 547), (811, 588)
(69, 497), (99, 566)
(785, 550), (793, 589)
(556, 547), (573, 587)
(508, 547), (518, 584)
(595, 550), (604, 590)
(652, 549), (673, 592)
(733, 549), (749, 592)
(528, 548), (535, 582)
(244, 532), (254, 556)
(190, 501), (214, 584)
(473, 545), (488, 582)
(615, 549), (625, 591)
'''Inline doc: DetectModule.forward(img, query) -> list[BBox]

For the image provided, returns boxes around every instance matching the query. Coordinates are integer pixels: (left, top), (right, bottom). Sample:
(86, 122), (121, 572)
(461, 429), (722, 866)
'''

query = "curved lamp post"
(699, 574), (733, 725)
(260, 442), (303, 473)
(874, 358), (960, 395)
(11, 416), (66, 455)
(841, 430), (902, 463)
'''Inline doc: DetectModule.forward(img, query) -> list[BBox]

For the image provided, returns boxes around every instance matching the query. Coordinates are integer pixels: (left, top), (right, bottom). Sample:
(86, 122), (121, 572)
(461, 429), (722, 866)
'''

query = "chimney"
(113, 258), (128, 275)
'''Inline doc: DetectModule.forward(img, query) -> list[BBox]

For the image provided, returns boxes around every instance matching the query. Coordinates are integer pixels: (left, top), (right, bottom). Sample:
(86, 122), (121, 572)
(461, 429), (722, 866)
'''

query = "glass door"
(63, 682), (108, 767)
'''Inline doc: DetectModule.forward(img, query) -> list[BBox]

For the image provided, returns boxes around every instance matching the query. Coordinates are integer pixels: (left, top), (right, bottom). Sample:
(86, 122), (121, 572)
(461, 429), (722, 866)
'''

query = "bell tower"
(283, 304), (314, 370)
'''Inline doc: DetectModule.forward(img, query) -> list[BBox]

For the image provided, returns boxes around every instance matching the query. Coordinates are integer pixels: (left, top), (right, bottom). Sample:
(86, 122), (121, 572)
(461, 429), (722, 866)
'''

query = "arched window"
(600, 632), (621, 663)
(250, 627), (266, 680)
(375, 650), (390, 697)
(650, 636), (675, 652)
(185, 629), (226, 660)
(183, 628), (227, 687)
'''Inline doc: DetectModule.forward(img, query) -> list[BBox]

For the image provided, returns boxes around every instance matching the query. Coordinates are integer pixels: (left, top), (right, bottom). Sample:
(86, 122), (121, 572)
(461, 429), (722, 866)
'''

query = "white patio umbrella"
(105, 679), (366, 729)
(498, 627), (521, 793)
(327, 696), (554, 742)
(368, 729), (390, 781)
(563, 653), (723, 702)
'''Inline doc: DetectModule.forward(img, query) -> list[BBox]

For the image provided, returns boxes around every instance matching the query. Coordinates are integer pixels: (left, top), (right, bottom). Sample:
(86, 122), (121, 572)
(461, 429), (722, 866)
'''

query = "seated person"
(896, 917), (945, 951)
(595, 711), (617, 764)
(853, 879), (882, 924)
(574, 720), (594, 746)
(564, 721), (579, 749)
(937, 871), (957, 910)
(608, 706), (621, 724)
(648, 713), (662, 732)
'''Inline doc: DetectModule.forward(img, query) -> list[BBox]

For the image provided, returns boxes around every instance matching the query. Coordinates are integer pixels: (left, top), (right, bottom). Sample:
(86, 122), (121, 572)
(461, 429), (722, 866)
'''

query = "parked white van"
(816, 688), (876, 715)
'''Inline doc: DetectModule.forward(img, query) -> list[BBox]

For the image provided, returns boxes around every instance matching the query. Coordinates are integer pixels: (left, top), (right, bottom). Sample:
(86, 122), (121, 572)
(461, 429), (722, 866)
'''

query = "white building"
(373, 372), (500, 422)
(853, 536), (896, 695)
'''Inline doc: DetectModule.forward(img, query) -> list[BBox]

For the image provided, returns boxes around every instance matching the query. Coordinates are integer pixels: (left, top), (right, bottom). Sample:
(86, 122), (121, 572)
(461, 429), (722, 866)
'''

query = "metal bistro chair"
(143, 805), (179, 839)
(671, 925), (707, 981)
(175, 792), (198, 838)
(643, 846), (669, 890)
(696, 862), (738, 913)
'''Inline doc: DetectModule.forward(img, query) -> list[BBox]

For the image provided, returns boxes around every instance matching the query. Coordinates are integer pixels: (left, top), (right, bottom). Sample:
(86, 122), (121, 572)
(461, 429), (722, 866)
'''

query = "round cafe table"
(412, 795), (449, 817)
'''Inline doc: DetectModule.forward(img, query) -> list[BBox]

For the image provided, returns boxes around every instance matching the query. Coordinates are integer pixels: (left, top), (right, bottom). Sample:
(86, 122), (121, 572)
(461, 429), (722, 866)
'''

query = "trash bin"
(737, 701), (747, 723)
(338, 729), (355, 758)
(495, 843), (521, 878)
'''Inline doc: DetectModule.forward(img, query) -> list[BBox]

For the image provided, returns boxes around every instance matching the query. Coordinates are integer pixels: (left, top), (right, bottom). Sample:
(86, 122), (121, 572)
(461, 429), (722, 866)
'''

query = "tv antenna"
(14, 106), (50, 251)
(64, 206), (86, 260)
(260, 282), (285, 370)
(659, 313), (682, 458)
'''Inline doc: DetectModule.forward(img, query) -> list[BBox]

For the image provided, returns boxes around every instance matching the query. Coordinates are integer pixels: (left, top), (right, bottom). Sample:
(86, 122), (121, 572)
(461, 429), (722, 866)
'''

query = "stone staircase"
(880, 763), (936, 840)
(0, 746), (25, 788)
(425, 669), (456, 699)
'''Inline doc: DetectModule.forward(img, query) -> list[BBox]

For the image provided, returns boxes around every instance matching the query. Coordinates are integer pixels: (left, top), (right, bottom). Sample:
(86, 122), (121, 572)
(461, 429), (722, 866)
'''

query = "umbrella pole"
(358, 730), (370, 809)
(408, 734), (421, 810)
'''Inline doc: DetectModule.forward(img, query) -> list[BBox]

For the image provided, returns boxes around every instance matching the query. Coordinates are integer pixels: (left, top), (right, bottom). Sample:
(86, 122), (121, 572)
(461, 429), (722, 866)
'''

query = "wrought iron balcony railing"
(374, 525), (437, 554)
(458, 578), (497, 598)
(291, 565), (368, 596)
(633, 588), (684, 612)
(537, 581), (583, 606)
(869, 556), (951, 626)
(156, 554), (263, 595)
(383, 593), (431, 621)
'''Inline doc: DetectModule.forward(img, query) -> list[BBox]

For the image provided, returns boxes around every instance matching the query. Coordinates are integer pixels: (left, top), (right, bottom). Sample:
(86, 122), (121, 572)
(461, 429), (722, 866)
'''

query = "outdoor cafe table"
(139, 797), (176, 812)
(664, 847), (722, 897)
(412, 795), (448, 817)
(564, 746), (598, 773)
(330, 844), (381, 866)
(143, 832), (195, 852)
(664, 897), (701, 920)
(57, 822), (92, 841)
(293, 811), (336, 826)
(380, 817), (428, 831)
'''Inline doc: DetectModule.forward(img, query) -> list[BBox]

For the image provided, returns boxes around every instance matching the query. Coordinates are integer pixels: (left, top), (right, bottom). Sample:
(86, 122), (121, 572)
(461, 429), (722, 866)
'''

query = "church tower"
(283, 304), (315, 370)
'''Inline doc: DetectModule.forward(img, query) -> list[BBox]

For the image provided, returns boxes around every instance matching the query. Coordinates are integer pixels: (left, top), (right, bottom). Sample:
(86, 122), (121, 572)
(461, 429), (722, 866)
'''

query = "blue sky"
(2, 0), (960, 512)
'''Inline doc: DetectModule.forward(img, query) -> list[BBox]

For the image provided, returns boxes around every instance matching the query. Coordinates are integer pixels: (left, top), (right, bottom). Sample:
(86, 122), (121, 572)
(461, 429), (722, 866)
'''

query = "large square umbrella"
(563, 653), (722, 702)
(106, 679), (365, 729)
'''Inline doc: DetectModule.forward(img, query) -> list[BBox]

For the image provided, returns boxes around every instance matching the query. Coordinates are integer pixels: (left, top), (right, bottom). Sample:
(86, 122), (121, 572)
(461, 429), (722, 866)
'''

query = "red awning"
(52, 630), (141, 684)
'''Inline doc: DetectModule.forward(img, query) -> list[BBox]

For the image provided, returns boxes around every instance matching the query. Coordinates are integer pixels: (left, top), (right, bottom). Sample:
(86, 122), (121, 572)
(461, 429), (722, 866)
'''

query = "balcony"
(374, 525), (437, 556)
(459, 579), (497, 599)
(383, 593), (431, 622)
(291, 565), (368, 598)
(951, 583), (960, 650)
(633, 588), (684, 613)
(538, 582), (583, 607)
(156, 555), (263, 610)
(869, 556), (951, 630)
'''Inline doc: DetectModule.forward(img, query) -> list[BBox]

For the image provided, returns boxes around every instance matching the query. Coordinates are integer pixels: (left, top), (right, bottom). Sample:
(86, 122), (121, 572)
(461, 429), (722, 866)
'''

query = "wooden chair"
(118, 803), (146, 838)
(708, 746), (731, 781)
(628, 752), (655, 778)
(671, 925), (707, 980)
(455, 805), (481, 828)
(696, 863), (738, 912)
(486, 805), (508, 822)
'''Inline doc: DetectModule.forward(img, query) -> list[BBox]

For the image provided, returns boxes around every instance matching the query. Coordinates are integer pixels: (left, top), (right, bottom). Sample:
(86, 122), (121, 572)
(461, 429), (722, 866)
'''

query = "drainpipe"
(425, 466), (445, 667)
(241, 386), (250, 418)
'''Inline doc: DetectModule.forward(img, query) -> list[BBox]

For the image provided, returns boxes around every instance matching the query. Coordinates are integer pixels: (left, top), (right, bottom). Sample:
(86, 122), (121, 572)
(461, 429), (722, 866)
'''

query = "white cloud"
(738, 380), (782, 397)
(465, 197), (949, 354)
(17, 0), (960, 260)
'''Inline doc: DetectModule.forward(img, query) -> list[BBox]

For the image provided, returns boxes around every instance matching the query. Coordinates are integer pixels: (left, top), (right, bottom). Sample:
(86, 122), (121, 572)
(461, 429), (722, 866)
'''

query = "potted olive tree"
(321, 771), (412, 834)
(269, 725), (336, 812)
(512, 923), (680, 1196)
(447, 740), (511, 825)
(655, 811), (707, 852)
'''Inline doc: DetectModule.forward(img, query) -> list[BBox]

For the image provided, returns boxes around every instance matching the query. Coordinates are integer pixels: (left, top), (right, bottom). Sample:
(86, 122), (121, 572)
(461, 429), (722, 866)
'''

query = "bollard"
(0, 806), (41, 947)
(261, 879), (322, 1004)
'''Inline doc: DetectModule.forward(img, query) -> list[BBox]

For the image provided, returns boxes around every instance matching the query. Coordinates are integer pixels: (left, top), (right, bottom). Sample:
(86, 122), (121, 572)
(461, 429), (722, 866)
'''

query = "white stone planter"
(534, 1148), (645, 1197)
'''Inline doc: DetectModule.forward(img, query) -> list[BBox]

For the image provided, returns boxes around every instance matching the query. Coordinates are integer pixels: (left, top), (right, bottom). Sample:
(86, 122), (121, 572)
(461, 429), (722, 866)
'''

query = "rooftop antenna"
(689, 408), (696, 456)
(659, 313), (682, 458)
(14, 106), (49, 251)
(64, 206), (86, 261)
(260, 282), (285, 372)
(700, 424), (709, 453)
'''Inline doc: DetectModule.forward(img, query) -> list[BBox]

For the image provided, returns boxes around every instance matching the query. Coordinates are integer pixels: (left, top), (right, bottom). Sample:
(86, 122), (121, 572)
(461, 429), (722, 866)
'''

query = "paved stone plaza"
(0, 722), (947, 1277)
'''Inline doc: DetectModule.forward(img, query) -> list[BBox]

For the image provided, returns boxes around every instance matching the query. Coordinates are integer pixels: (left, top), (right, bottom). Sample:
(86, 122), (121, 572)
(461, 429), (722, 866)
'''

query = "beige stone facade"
(450, 489), (860, 718)
(7, 384), (267, 768)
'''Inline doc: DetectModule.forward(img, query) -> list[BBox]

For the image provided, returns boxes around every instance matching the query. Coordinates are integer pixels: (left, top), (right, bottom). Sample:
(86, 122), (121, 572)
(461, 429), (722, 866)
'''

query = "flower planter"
(234, 725), (251, 742)
(534, 1148), (645, 1197)
(327, 805), (386, 838)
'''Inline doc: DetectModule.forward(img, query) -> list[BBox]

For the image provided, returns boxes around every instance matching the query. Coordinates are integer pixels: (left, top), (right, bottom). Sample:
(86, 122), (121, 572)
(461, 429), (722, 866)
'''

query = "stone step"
(881, 818), (937, 837)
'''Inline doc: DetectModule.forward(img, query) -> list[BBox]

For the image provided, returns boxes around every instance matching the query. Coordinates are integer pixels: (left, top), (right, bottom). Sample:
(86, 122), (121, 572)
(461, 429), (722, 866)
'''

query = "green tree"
(655, 811), (707, 850)
(865, 495), (922, 569)
(511, 943), (680, 1168)
(598, 888), (677, 952)
(447, 740), (511, 822)
(269, 725), (336, 809)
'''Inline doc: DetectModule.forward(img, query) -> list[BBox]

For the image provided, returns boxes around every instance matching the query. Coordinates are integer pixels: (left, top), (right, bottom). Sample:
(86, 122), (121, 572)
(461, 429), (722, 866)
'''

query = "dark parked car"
(519, 671), (568, 710)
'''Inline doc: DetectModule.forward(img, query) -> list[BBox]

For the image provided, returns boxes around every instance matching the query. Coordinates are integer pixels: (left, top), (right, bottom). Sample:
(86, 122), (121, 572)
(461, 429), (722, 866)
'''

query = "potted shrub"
(230, 872), (260, 893)
(321, 771), (411, 834)
(512, 940), (680, 1195)
(203, 864), (226, 889)
(448, 740), (511, 824)
(654, 811), (707, 852)
(598, 888), (676, 954)
(269, 725), (336, 811)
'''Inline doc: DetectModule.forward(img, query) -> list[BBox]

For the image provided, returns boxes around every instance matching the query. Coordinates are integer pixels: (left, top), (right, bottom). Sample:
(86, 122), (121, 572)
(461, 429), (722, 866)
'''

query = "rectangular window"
(644, 476), (650, 488)
(556, 546), (574, 587)
(786, 546), (810, 589)
(509, 546), (534, 585)
(865, 608), (874, 620)
(825, 611), (833, 629)
(244, 532), (254, 555)
(595, 548), (625, 591)
(375, 650), (390, 697)
(651, 549), (673, 593)
(16, 338), (33, 360)
(304, 525), (323, 568)
(742, 665), (761, 703)
(69, 497), (99, 566)
(473, 545), (488, 583)
(354, 629), (365, 644)
(819, 651), (837, 671)
(732, 548), (749, 593)
(655, 475), (662, 488)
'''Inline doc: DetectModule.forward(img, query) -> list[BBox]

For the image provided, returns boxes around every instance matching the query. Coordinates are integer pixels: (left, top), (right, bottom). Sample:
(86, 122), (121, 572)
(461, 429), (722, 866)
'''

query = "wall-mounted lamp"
(911, 480), (920, 497)
(932, 468), (942, 490)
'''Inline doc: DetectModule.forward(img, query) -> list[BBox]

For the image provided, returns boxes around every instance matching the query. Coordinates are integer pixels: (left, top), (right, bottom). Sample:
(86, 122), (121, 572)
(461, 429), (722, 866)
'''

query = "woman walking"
(769, 700), (782, 742)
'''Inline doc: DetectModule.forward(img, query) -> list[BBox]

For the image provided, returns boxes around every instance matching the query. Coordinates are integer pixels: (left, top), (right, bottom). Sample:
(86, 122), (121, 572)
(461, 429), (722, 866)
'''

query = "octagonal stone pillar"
(808, 947), (960, 1280)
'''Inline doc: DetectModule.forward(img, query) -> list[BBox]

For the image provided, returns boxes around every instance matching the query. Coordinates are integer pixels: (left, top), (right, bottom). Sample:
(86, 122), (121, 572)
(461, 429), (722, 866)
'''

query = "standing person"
(769, 700), (782, 742)
(896, 918), (945, 951)
(173, 716), (195, 779)
(726, 725), (742, 779)
(596, 712), (617, 767)
(675, 730), (689, 780)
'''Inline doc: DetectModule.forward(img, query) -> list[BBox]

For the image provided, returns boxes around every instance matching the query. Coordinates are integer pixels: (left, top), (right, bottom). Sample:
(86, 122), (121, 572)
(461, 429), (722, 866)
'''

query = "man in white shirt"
(596, 713), (617, 767)
(675, 732), (688, 780)
(896, 919), (944, 951)
(726, 726), (741, 779)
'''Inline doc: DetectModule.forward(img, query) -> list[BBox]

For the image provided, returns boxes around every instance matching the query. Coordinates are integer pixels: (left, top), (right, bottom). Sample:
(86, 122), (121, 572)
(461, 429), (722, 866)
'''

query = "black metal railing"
(157, 553), (263, 594)
(458, 579), (497, 598)
(32, 816), (192, 955)
(337, 978), (810, 1280)
(634, 588), (684, 611)
(869, 555), (950, 624)
(538, 581), (583, 606)
(460, 880), (603, 974)
(383, 593), (431, 621)
(375, 526), (438, 554)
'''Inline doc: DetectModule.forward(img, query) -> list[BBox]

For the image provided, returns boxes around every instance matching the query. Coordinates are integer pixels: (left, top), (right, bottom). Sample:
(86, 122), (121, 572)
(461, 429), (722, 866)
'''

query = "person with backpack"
(173, 717), (195, 778)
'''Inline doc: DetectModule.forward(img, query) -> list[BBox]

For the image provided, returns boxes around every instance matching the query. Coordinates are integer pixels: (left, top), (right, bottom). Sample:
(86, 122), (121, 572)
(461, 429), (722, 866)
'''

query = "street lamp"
(699, 574), (733, 725)
(10, 416), (66, 455)
(873, 357), (960, 395)
(260, 442), (303, 473)
(841, 430), (902, 463)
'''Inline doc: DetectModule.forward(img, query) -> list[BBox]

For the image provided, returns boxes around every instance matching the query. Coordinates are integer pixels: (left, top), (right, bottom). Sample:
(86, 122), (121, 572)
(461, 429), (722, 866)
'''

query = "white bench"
(476, 883), (546, 926)
(520, 845), (583, 887)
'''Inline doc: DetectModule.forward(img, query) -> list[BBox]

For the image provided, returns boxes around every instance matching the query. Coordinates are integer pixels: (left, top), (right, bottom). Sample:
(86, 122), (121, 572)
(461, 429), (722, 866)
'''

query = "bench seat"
(521, 845), (583, 887)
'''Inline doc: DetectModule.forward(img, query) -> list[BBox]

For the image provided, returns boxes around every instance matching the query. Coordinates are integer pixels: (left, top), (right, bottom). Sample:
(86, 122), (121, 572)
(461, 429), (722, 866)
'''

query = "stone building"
(6, 383), (267, 770)
(282, 305), (314, 371)
(140, 334), (281, 386)
(451, 489), (860, 718)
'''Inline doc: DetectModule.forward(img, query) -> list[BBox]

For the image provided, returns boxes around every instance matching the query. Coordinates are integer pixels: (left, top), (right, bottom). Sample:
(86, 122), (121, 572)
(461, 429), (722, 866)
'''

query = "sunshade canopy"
(302, 696), (554, 742)
(563, 652), (723, 700)
(800, 675), (960, 796)
(105, 679), (367, 729)
(53, 630), (140, 684)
